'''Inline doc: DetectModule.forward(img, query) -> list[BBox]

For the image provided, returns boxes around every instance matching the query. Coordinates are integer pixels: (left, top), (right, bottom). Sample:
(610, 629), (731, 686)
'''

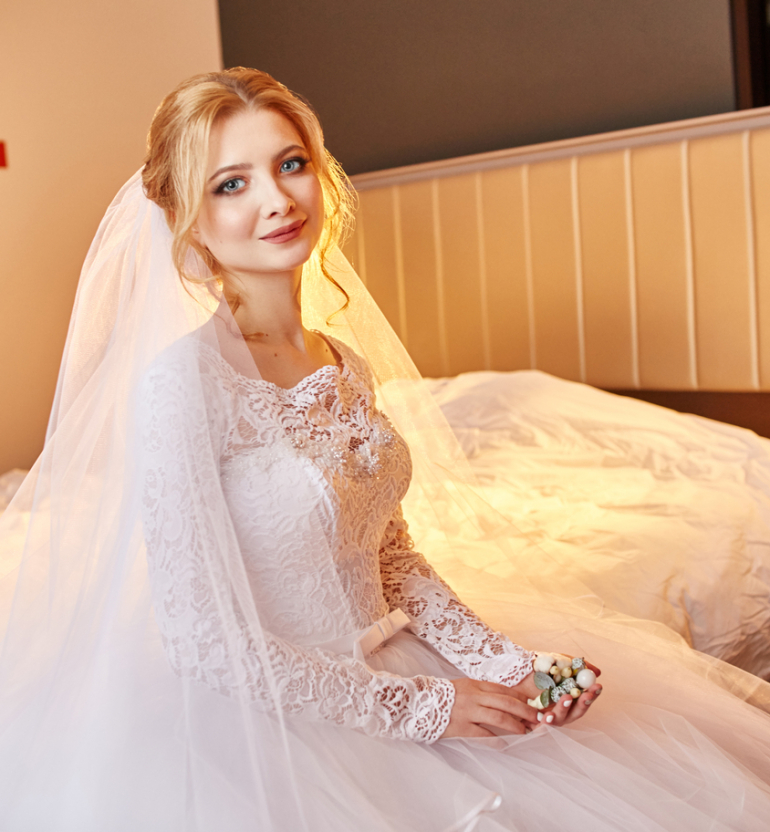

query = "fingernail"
(537, 712), (543, 722)
(595, 688), (602, 696)
(563, 698), (572, 708)
(585, 699), (593, 705)
(546, 714), (554, 724)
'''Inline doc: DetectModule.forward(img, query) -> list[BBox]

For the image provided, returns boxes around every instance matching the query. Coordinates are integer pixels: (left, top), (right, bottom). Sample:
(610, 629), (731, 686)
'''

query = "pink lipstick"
(260, 219), (305, 244)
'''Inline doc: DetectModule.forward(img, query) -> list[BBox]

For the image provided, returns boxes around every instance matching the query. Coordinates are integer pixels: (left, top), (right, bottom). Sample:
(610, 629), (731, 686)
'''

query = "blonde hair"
(142, 67), (354, 306)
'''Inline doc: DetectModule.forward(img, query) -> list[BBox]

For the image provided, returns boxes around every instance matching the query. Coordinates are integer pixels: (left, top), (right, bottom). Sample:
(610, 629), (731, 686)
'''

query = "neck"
(225, 267), (305, 346)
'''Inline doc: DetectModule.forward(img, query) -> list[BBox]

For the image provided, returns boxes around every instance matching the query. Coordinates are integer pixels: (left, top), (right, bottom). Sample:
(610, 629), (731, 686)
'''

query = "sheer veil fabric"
(2, 172), (770, 831)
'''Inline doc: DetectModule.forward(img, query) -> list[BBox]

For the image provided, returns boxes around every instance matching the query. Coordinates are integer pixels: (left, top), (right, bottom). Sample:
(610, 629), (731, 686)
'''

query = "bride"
(2, 67), (770, 831)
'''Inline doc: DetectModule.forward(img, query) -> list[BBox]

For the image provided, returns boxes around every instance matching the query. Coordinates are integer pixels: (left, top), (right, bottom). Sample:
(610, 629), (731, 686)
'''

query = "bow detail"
(312, 608), (411, 662)
(353, 608), (411, 662)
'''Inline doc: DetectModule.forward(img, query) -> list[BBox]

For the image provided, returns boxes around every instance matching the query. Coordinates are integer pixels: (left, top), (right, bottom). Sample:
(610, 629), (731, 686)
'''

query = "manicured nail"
(563, 697), (572, 708)
(585, 699), (593, 705)
(537, 712), (543, 722)
(546, 714), (554, 724)
(595, 688), (602, 696)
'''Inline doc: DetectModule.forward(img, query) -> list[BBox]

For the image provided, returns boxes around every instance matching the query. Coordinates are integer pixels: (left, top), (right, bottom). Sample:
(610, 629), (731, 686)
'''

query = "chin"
(224, 241), (317, 277)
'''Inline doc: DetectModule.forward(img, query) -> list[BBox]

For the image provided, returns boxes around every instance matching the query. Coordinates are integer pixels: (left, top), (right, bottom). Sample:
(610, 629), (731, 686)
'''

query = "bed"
(418, 369), (770, 679)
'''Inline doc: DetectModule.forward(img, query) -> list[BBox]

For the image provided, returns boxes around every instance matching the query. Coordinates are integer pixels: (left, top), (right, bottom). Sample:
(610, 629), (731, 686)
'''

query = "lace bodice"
(139, 335), (533, 743)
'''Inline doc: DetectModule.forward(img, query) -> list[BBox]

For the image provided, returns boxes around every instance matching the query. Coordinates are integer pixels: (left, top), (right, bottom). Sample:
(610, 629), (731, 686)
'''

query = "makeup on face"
(195, 108), (324, 282)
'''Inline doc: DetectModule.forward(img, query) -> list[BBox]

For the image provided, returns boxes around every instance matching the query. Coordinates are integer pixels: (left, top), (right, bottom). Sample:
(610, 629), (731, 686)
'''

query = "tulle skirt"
(360, 589), (770, 832)
(4, 582), (770, 831)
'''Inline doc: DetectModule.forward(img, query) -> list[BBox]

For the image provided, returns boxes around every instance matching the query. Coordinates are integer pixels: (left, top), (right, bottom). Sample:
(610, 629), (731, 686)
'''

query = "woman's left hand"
(511, 660), (602, 728)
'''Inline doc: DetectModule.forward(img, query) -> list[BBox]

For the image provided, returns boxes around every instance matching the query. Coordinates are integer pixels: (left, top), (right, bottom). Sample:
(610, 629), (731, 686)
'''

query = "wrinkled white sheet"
(427, 370), (770, 679)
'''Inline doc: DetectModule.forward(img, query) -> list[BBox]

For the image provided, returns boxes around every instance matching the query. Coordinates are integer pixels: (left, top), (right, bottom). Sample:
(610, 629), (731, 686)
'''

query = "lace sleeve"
(379, 506), (535, 687)
(138, 352), (455, 744)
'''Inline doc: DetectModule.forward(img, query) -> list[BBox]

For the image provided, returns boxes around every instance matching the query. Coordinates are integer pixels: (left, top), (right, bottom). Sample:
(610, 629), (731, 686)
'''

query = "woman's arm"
(379, 506), (535, 687)
(145, 533), (456, 742)
(379, 508), (602, 736)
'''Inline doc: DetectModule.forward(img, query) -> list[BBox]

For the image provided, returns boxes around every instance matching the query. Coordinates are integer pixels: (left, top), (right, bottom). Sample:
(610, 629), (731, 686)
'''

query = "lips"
(260, 219), (305, 243)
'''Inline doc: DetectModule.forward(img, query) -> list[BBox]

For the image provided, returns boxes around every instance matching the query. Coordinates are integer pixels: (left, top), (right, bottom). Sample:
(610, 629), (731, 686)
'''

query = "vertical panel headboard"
(344, 108), (770, 391)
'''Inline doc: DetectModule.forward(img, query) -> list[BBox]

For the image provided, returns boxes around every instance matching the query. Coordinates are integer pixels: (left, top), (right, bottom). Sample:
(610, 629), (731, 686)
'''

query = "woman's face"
(194, 107), (324, 281)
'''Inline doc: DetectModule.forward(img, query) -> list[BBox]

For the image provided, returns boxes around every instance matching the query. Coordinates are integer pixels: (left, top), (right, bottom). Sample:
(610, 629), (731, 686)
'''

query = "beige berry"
(533, 654), (556, 673)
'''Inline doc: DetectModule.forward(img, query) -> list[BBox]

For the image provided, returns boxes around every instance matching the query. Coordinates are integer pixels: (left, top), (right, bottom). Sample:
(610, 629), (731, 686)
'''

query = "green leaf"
(534, 671), (555, 690)
(540, 690), (550, 708)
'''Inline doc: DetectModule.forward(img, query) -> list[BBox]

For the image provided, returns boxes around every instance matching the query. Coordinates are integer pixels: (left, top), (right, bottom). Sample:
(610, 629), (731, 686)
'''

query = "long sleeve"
(138, 350), (455, 744)
(379, 506), (535, 687)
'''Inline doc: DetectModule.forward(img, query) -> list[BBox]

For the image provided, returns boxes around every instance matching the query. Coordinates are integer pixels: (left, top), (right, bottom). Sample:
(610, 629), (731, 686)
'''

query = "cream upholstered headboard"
(343, 108), (770, 392)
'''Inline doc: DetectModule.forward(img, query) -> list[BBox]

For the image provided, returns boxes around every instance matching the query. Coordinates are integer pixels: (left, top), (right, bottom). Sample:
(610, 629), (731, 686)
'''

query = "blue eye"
(215, 177), (246, 195)
(280, 157), (308, 174)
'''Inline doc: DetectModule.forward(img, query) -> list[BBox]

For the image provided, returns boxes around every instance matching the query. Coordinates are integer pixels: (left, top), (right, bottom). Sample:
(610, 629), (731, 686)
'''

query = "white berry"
(576, 668), (597, 689)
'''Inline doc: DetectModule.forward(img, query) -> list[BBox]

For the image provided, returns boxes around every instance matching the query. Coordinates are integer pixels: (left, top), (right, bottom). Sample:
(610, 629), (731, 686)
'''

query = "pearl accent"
(576, 668), (597, 689)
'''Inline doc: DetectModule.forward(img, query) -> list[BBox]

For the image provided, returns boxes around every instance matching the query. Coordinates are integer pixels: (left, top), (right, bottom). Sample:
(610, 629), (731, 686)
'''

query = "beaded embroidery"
(221, 421), (399, 483)
(287, 418), (398, 480)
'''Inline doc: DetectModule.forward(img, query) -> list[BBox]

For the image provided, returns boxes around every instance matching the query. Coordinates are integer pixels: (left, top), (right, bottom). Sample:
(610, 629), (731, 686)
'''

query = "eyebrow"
(207, 145), (308, 183)
(208, 163), (252, 183)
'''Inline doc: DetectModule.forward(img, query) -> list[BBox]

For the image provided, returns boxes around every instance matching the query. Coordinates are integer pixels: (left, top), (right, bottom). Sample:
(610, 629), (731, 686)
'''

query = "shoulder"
(143, 334), (200, 382)
(142, 332), (239, 390)
(324, 334), (376, 392)
(138, 333), (236, 428)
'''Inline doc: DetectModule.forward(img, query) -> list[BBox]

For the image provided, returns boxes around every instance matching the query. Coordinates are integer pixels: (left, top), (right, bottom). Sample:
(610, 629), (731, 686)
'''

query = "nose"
(261, 175), (295, 218)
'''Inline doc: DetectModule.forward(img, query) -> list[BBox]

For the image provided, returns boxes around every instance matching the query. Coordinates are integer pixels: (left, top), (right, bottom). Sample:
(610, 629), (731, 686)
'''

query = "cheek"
(302, 179), (325, 233)
(198, 202), (256, 247)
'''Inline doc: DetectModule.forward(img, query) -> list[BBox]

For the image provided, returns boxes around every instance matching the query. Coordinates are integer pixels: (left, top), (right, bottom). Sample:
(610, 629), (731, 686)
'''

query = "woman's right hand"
(440, 678), (540, 738)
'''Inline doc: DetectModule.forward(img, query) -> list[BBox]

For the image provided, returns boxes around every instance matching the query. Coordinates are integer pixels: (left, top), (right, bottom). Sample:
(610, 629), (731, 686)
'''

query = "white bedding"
(427, 370), (770, 678)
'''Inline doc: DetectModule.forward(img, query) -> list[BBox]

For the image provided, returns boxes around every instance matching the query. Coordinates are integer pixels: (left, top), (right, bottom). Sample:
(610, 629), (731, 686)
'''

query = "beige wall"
(0, 0), (222, 472)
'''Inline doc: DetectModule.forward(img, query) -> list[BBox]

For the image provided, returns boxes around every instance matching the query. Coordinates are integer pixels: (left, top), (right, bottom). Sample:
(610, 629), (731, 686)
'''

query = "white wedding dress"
(137, 332), (770, 832)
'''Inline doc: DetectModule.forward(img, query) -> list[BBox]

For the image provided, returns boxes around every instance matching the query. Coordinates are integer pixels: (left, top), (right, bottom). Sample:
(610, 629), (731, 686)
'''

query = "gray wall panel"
(218, 0), (735, 174)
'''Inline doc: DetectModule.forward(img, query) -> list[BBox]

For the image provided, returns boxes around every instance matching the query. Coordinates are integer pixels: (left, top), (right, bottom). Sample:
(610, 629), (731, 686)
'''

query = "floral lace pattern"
(379, 509), (535, 686)
(139, 334), (529, 744)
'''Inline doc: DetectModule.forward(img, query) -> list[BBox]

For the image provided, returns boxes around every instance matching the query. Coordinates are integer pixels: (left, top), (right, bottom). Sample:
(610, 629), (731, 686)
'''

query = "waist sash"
(312, 608), (411, 662)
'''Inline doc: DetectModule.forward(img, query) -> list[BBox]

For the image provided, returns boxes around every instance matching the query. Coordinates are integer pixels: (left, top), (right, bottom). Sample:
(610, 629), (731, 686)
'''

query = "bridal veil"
(3, 160), (770, 830)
